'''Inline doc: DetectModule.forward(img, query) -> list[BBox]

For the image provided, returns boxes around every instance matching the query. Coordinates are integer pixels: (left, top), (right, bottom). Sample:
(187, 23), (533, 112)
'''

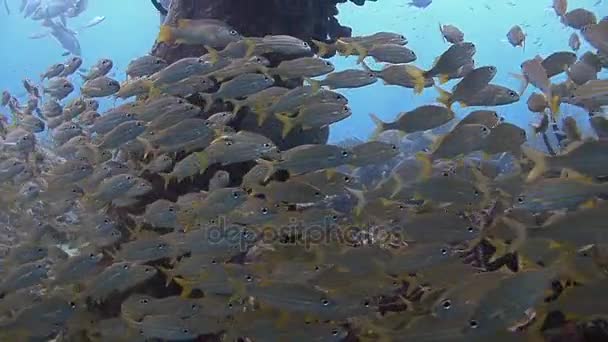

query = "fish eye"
(303, 42), (310, 48)
(517, 196), (524, 203)
(232, 191), (240, 198)
(442, 299), (452, 310)
(140, 299), (149, 304)
(363, 299), (370, 307)
(182, 328), (190, 334)
(168, 206), (175, 212)
(263, 143), (270, 148)
(245, 275), (253, 282)
(467, 226), (475, 233)
(481, 126), (488, 132)
(145, 267), (153, 273)
(442, 171), (449, 177)
(321, 298), (330, 306)
(469, 320), (479, 329)
(88, 253), (95, 258)
(508, 91), (517, 97)
(229, 29), (238, 36)
(368, 73), (375, 78)
(122, 264), (129, 269)
(70, 302), (77, 309)
(341, 151), (349, 158)
(474, 189), (480, 196)
(343, 105), (349, 111)
(225, 140), (233, 146)
(261, 207), (269, 215)
(332, 329), (339, 336)
(155, 59), (162, 64)
(343, 176), (350, 182)
(63, 83), (71, 88)
(440, 248), (448, 255)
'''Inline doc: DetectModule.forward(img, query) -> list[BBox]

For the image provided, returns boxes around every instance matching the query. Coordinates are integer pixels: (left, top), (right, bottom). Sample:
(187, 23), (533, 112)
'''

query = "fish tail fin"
(243, 38), (257, 58)
(369, 113), (386, 139)
(549, 95), (561, 120)
(204, 45), (219, 64)
(415, 152), (433, 180)
(337, 40), (354, 56)
(351, 42), (368, 64)
(201, 93), (214, 112)
(438, 22), (446, 42)
(405, 66), (425, 95)
(255, 158), (276, 182)
(157, 25), (175, 44)
(157, 266), (175, 287)
(304, 77), (321, 93)
(509, 73), (529, 95)
(312, 39), (330, 57)
(434, 85), (453, 109)
(160, 172), (173, 189)
(255, 111), (269, 127)
(194, 151), (210, 174)
(438, 74), (450, 84)
(275, 113), (295, 139)
(345, 187), (366, 217)
(522, 146), (548, 182)
(500, 217), (528, 253)
(227, 99), (244, 115)
(173, 277), (194, 298)
(148, 83), (162, 99)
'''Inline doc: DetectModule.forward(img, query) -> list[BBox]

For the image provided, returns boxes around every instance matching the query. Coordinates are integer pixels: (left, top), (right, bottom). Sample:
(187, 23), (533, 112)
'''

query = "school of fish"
(0, 1), (607, 341)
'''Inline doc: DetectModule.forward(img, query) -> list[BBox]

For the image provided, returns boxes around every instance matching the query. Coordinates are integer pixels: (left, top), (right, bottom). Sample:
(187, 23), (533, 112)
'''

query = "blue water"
(0, 0), (606, 145)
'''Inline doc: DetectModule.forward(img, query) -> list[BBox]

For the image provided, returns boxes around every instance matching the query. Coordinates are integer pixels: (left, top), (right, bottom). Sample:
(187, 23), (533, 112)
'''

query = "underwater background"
(2, 0), (605, 144)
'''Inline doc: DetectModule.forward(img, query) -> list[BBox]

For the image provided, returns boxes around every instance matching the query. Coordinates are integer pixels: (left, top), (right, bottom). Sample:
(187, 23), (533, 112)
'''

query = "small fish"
(269, 57), (334, 80)
(112, 236), (175, 263)
(349, 141), (400, 167)
(43, 77), (74, 100)
(80, 58), (113, 80)
(465, 84), (520, 106)
(81, 76), (121, 97)
(541, 51), (577, 78)
(569, 32), (581, 51)
(409, 0), (432, 9)
(436, 66), (497, 108)
(439, 24), (464, 44)
(481, 122), (527, 157)
(567, 54), (602, 86)
(158, 18), (242, 48)
(524, 139), (608, 181)
(513, 177), (608, 213)
(115, 78), (152, 99)
(194, 131), (280, 173)
(126, 55), (168, 79)
(410, 42), (476, 87)
(364, 63), (435, 92)
(561, 8), (597, 29)
(60, 56), (83, 76)
(41, 63), (64, 80)
(275, 102), (351, 138)
(150, 57), (217, 86)
(307, 69), (378, 90)
(0, 261), (48, 295)
(121, 294), (202, 322)
(96, 120), (146, 150)
(202, 73), (274, 111)
(428, 123), (491, 160)
(350, 43), (417, 64)
(263, 144), (352, 176)
(47, 251), (103, 286)
(370, 105), (454, 137)
(252, 34), (312, 57)
(77, 15), (105, 31)
(82, 262), (157, 303)
(506, 25), (526, 49)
